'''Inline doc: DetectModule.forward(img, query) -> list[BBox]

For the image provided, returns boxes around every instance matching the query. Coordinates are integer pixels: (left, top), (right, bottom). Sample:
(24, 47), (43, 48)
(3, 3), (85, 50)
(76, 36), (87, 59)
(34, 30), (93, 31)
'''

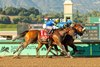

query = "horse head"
(72, 23), (86, 36)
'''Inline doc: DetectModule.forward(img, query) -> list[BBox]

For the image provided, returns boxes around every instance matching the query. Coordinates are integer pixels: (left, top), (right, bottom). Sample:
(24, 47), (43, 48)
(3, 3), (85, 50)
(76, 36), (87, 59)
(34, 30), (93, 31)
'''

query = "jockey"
(56, 18), (72, 28)
(66, 18), (72, 27)
(56, 22), (66, 28)
(43, 19), (59, 34)
(42, 19), (59, 45)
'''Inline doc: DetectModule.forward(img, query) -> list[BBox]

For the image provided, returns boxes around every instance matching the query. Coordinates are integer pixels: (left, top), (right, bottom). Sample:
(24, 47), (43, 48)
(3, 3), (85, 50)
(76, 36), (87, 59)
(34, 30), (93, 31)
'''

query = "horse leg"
(69, 44), (78, 55)
(60, 44), (68, 56)
(53, 45), (60, 55)
(45, 45), (53, 58)
(64, 45), (69, 52)
(36, 42), (43, 58)
(64, 44), (73, 58)
(13, 40), (32, 58)
(58, 43), (73, 58)
(58, 43), (67, 56)
(45, 44), (57, 56)
(16, 45), (24, 58)
(13, 42), (23, 54)
(13, 43), (24, 59)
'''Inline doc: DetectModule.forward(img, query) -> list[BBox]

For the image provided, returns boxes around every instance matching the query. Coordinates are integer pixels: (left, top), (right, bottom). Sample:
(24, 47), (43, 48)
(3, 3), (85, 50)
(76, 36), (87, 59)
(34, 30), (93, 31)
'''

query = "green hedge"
(0, 24), (17, 31)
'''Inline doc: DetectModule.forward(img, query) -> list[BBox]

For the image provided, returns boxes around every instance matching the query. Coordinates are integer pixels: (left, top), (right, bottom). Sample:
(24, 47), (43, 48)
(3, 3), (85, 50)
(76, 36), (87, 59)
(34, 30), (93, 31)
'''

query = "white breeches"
(43, 24), (58, 29)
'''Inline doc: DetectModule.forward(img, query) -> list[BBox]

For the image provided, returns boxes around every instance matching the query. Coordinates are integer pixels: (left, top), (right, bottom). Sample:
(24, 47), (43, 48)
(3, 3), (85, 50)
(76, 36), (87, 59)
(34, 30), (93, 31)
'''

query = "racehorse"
(45, 23), (85, 57)
(62, 24), (86, 55)
(13, 30), (60, 57)
(13, 23), (85, 58)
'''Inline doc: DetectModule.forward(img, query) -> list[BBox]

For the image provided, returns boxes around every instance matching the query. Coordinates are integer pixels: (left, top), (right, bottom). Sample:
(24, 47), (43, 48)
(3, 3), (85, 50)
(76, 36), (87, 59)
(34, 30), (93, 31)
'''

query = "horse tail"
(20, 30), (29, 37)
(12, 30), (29, 41)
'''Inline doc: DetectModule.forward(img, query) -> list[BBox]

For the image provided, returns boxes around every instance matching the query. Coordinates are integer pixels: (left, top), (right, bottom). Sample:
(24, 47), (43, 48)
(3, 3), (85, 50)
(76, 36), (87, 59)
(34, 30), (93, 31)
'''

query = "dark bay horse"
(45, 23), (85, 57)
(62, 24), (86, 55)
(13, 23), (85, 58)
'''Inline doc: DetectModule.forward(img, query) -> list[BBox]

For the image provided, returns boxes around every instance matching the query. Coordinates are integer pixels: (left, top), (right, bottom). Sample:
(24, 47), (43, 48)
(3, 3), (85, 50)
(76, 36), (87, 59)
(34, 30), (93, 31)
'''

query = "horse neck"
(64, 27), (76, 36)
(72, 27), (78, 34)
(66, 27), (79, 37)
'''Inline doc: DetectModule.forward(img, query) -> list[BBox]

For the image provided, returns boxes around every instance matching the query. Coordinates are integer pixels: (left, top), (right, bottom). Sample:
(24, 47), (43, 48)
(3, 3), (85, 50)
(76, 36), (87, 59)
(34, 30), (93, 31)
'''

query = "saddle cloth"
(40, 30), (49, 41)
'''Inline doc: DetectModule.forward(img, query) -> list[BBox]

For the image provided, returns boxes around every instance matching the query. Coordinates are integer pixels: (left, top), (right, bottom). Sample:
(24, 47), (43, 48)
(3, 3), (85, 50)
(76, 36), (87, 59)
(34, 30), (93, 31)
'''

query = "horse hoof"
(13, 56), (21, 59)
(46, 56), (52, 58)
(13, 52), (15, 54)
(0, 57), (3, 59)
(49, 56), (52, 58)
(59, 53), (65, 56)
(53, 54), (57, 56)
(36, 56), (40, 58)
(64, 56), (73, 58)
(13, 51), (16, 54)
(69, 56), (73, 59)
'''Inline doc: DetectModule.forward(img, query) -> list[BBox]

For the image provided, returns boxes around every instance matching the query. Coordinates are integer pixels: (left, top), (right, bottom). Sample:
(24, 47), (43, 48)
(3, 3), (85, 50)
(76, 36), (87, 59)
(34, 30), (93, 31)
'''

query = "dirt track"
(0, 56), (100, 67)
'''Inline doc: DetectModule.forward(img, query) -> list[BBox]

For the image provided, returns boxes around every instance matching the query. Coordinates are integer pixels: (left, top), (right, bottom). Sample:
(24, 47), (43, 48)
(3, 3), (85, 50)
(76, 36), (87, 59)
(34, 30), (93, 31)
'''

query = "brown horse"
(13, 29), (67, 58)
(13, 30), (60, 57)
(13, 23), (85, 58)
(44, 23), (85, 57)
(62, 24), (86, 56)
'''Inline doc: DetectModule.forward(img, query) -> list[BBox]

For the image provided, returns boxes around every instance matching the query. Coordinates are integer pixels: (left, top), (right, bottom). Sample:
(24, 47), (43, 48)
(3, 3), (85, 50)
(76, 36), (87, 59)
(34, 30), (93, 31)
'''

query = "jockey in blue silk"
(46, 20), (55, 27)
(56, 19), (72, 28)
(56, 22), (66, 28)
(43, 19), (59, 34)
(66, 19), (72, 27)
(42, 19), (59, 45)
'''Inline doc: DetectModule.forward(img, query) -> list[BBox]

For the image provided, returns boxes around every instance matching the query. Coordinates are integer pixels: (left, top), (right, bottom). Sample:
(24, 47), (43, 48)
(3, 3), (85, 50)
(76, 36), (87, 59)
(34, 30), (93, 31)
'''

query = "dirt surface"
(0, 56), (100, 67)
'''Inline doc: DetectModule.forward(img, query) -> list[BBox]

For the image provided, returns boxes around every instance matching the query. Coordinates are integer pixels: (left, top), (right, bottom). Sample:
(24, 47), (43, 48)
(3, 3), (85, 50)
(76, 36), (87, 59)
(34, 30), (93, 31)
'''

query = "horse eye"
(81, 26), (84, 28)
